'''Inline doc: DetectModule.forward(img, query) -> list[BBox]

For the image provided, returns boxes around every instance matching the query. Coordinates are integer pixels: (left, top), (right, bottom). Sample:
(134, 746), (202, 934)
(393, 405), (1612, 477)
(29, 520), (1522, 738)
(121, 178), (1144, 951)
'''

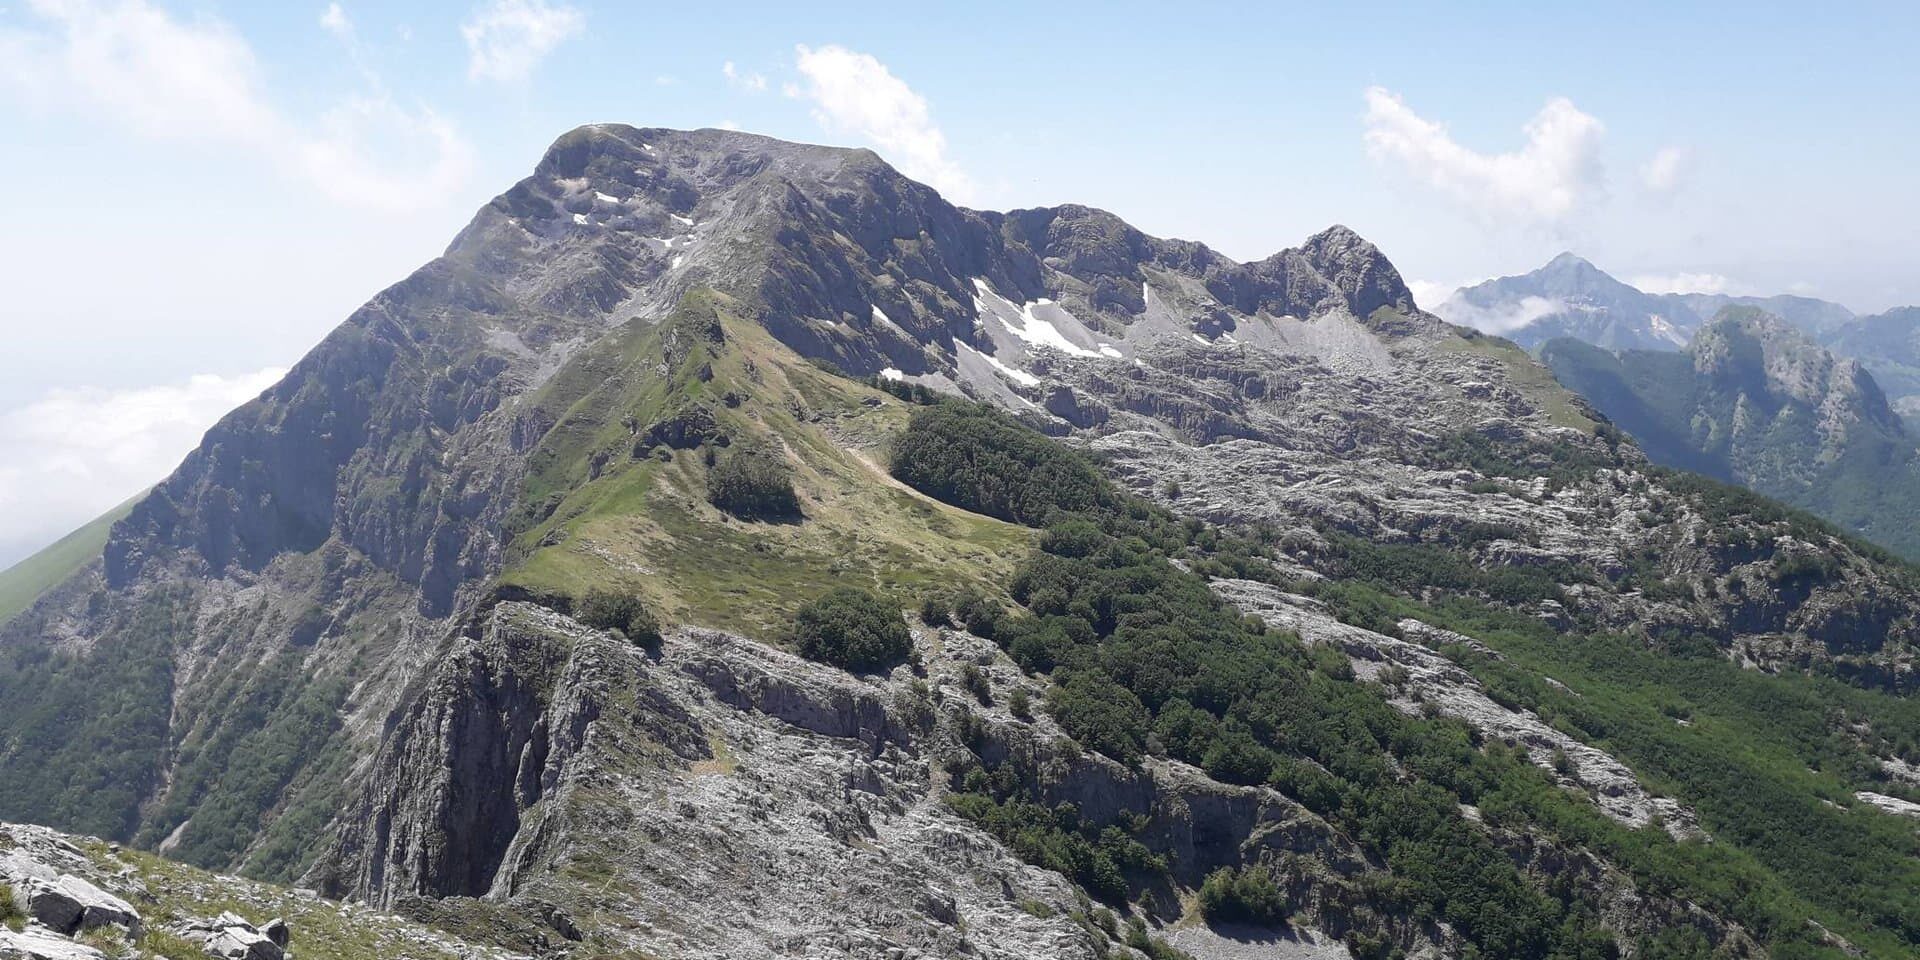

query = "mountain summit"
(5, 125), (1920, 958)
(1438, 254), (1695, 351)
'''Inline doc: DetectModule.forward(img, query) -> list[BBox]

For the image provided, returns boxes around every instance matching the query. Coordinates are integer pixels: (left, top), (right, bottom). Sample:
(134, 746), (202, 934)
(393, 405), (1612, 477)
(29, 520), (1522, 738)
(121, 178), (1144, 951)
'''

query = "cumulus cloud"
(1430, 294), (1568, 335)
(0, 367), (285, 568)
(1406, 279), (1462, 311)
(792, 44), (977, 204)
(1629, 271), (1737, 295)
(0, 0), (473, 212)
(319, 3), (352, 41)
(722, 60), (767, 93)
(460, 0), (583, 84)
(1639, 145), (1689, 195)
(1363, 86), (1606, 224)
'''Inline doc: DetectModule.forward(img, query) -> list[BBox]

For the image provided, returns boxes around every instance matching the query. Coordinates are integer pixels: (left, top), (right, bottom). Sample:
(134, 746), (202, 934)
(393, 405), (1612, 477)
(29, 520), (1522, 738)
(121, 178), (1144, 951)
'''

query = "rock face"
(2, 124), (1918, 957)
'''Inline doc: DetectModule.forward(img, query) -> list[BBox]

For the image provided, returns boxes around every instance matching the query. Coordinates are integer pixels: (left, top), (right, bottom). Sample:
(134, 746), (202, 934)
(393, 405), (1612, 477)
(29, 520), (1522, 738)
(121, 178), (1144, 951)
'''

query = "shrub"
(1196, 865), (1290, 925)
(952, 588), (1002, 639)
(919, 594), (953, 626)
(1008, 687), (1033, 720)
(577, 589), (663, 648)
(961, 663), (993, 705)
(792, 587), (911, 672)
(0, 883), (22, 932)
(708, 443), (800, 518)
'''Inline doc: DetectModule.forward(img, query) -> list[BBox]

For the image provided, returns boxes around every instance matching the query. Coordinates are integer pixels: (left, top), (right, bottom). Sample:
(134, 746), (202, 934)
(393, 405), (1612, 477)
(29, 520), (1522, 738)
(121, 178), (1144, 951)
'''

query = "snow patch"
(957, 341), (1040, 387)
(880, 367), (905, 381)
(1191, 333), (1209, 345)
(671, 255), (685, 269)
(572, 213), (589, 225)
(971, 278), (1107, 359)
(1097, 344), (1123, 358)
(672, 214), (695, 227)
(595, 192), (619, 204)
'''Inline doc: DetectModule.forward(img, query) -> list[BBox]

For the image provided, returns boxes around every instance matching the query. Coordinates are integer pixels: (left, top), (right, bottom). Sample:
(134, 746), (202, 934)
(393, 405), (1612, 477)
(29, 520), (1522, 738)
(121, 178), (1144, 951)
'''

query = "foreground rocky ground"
(0, 822), (522, 960)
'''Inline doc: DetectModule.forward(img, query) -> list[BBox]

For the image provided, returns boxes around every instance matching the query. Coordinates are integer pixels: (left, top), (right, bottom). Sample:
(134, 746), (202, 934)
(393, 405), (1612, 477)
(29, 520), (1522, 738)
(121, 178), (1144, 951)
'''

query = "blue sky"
(1, 0), (1917, 563)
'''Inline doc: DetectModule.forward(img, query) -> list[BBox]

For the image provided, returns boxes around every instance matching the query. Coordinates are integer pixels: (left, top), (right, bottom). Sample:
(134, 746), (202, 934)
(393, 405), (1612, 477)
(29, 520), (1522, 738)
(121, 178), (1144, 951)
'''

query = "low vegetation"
(1196, 865), (1290, 925)
(895, 396), (1912, 958)
(791, 586), (911, 673)
(576, 589), (663, 648)
(707, 442), (800, 519)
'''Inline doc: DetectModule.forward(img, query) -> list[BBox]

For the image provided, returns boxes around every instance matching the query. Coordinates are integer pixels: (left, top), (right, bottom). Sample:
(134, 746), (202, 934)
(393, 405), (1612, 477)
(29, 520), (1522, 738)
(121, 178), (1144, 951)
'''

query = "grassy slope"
(497, 289), (1031, 640)
(1438, 330), (1598, 433)
(0, 493), (140, 625)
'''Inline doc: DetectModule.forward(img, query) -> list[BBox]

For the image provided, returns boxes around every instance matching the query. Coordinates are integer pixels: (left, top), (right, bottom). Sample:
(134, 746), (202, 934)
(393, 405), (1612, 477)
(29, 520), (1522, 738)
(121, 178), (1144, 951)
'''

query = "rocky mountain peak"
(1690, 306), (1900, 432)
(1295, 223), (1417, 319)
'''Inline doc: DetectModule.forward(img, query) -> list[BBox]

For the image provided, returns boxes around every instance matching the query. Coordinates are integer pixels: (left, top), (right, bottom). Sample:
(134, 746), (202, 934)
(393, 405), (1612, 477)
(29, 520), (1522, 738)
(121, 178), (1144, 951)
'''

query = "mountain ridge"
(5, 124), (1920, 958)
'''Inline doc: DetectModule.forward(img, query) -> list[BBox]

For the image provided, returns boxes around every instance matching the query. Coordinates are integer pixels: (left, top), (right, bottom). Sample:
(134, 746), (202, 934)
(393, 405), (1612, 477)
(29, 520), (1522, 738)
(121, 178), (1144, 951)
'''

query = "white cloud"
(0, 0), (473, 212)
(722, 60), (767, 93)
(1363, 86), (1606, 224)
(1629, 271), (1737, 295)
(1406, 279), (1460, 310)
(460, 0), (583, 84)
(792, 43), (977, 204)
(1640, 145), (1689, 195)
(319, 3), (352, 41)
(0, 367), (285, 567)
(1431, 294), (1567, 335)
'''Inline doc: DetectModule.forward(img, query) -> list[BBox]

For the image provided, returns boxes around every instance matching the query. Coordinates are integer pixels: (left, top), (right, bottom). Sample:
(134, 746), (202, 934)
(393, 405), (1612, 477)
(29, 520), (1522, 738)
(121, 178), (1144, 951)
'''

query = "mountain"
(1822, 306), (1920, 424)
(1436, 253), (1698, 351)
(5, 125), (1920, 958)
(1434, 254), (1862, 354)
(1679, 293), (1857, 339)
(1541, 307), (1920, 560)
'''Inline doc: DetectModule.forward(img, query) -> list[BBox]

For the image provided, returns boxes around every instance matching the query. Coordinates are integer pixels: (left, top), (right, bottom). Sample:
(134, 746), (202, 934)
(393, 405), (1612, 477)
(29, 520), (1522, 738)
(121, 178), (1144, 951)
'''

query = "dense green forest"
(885, 397), (1920, 959)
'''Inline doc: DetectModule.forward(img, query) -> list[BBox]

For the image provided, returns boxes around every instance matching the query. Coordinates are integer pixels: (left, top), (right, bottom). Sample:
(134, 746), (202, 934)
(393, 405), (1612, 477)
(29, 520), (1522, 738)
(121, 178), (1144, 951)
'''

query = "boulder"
(21, 876), (140, 936)
(205, 927), (283, 960)
(186, 912), (285, 960)
(0, 926), (108, 960)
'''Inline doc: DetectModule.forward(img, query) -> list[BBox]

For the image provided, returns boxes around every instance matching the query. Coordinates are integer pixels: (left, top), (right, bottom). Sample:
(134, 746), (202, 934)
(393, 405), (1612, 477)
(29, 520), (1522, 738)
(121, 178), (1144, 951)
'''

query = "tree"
(1197, 865), (1289, 925)
(708, 443), (800, 518)
(577, 589), (663, 648)
(792, 587), (911, 672)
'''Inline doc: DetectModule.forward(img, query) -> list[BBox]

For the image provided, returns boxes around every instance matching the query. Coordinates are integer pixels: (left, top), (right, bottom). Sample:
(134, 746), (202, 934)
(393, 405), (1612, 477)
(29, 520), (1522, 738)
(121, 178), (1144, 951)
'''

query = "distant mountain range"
(1542, 307), (1920, 559)
(1432, 254), (1920, 423)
